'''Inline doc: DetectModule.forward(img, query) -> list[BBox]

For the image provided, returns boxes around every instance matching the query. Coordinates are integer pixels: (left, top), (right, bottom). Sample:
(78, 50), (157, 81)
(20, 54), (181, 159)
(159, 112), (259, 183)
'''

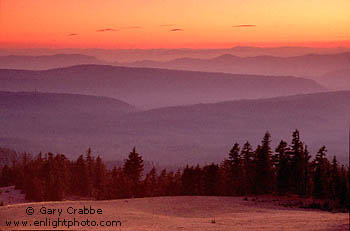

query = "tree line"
(0, 130), (349, 210)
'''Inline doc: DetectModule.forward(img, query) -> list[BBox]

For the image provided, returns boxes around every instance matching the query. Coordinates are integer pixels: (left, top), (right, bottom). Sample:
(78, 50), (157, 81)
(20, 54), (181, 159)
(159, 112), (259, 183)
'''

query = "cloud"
(232, 25), (256, 28)
(170, 28), (184, 32)
(160, 24), (175, 27)
(96, 28), (118, 32)
(68, 33), (78, 36)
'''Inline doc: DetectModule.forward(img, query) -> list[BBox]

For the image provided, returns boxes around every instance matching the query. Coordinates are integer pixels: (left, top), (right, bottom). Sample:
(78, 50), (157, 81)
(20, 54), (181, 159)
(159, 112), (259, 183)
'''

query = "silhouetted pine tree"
(255, 132), (273, 194)
(312, 146), (330, 198)
(202, 163), (220, 196)
(73, 155), (90, 197)
(144, 167), (157, 197)
(165, 171), (178, 196)
(224, 143), (242, 195)
(172, 169), (183, 195)
(85, 148), (95, 197)
(241, 141), (255, 194)
(182, 165), (202, 195)
(156, 169), (168, 196)
(123, 147), (144, 197)
(274, 140), (291, 194)
(329, 156), (340, 201)
(108, 167), (133, 199)
(93, 156), (107, 199)
(289, 130), (308, 195)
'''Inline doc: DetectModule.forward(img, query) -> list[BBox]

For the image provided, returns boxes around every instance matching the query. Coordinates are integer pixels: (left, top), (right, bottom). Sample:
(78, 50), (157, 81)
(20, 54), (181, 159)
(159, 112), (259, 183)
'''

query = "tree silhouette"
(1, 130), (348, 211)
(255, 132), (273, 194)
(274, 140), (290, 194)
(123, 147), (144, 197)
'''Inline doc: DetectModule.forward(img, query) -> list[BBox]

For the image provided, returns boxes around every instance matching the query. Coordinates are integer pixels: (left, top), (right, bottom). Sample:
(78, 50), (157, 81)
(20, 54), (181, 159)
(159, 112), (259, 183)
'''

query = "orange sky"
(1, 0), (349, 49)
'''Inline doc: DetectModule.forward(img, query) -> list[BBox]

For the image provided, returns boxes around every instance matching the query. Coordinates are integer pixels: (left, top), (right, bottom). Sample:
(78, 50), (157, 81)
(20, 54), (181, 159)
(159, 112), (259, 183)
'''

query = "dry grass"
(0, 196), (348, 230)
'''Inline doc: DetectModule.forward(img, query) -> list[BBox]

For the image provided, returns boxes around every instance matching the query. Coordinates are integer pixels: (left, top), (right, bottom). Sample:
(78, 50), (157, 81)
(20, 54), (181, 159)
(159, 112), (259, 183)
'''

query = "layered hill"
(126, 52), (350, 78)
(1, 91), (348, 164)
(0, 91), (137, 153)
(317, 69), (350, 90)
(0, 65), (326, 109)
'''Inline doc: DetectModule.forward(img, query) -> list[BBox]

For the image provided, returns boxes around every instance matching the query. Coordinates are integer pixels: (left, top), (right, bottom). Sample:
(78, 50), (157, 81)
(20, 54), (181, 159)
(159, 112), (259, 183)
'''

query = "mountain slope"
(1, 91), (348, 164)
(317, 69), (350, 90)
(114, 91), (349, 163)
(0, 65), (326, 109)
(0, 91), (137, 154)
(127, 52), (350, 78)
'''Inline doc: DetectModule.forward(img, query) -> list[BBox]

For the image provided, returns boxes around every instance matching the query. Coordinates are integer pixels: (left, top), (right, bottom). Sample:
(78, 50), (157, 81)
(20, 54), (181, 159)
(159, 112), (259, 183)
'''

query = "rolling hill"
(0, 91), (348, 164)
(126, 52), (350, 78)
(0, 65), (326, 109)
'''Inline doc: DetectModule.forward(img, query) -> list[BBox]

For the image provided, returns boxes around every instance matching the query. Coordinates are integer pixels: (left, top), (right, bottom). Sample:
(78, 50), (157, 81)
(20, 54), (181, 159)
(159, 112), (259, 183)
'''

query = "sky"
(0, 0), (350, 49)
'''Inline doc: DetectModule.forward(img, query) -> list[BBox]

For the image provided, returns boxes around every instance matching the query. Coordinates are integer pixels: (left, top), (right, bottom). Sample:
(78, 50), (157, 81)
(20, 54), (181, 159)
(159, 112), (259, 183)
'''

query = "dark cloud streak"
(170, 28), (184, 32)
(96, 28), (118, 32)
(232, 25), (257, 28)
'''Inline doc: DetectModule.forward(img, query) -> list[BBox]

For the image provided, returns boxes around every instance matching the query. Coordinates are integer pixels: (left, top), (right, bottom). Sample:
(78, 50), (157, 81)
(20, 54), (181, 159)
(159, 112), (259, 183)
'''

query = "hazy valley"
(1, 90), (349, 164)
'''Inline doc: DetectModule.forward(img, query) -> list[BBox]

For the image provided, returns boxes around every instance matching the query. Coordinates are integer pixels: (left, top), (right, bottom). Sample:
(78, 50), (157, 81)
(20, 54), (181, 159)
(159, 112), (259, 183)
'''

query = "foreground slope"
(0, 196), (348, 231)
(0, 91), (349, 164)
(0, 65), (326, 109)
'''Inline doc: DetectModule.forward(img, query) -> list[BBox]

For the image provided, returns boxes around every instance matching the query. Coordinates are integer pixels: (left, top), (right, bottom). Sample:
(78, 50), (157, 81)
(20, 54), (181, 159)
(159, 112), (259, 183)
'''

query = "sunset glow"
(1, 0), (350, 48)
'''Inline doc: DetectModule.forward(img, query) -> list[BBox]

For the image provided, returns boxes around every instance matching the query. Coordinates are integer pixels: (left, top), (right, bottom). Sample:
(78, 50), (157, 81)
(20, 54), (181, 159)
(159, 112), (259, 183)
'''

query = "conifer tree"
(73, 155), (90, 197)
(85, 148), (95, 196)
(93, 156), (106, 199)
(202, 163), (220, 196)
(289, 130), (307, 195)
(157, 169), (168, 196)
(226, 143), (242, 195)
(275, 140), (291, 194)
(312, 146), (330, 198)
(123, 147), (144, 197)
(255, 132), (273, 194)
(144, 167), (157, 197)
(241, 141), (254, 194)
(302, 146), (311, 196)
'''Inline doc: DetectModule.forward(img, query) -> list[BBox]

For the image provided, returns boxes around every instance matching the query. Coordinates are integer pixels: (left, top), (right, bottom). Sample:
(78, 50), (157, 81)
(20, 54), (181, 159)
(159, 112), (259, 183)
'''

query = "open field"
(0, 196), (348, 231)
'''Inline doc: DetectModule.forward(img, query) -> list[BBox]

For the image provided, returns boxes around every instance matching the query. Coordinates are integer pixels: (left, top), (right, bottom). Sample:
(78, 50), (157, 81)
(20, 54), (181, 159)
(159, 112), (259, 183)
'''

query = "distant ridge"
(1, 46), (349, 62)
(0, 64), (326, 108)
(126, 52), (350, 77)
(0, 54), (106, 70)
